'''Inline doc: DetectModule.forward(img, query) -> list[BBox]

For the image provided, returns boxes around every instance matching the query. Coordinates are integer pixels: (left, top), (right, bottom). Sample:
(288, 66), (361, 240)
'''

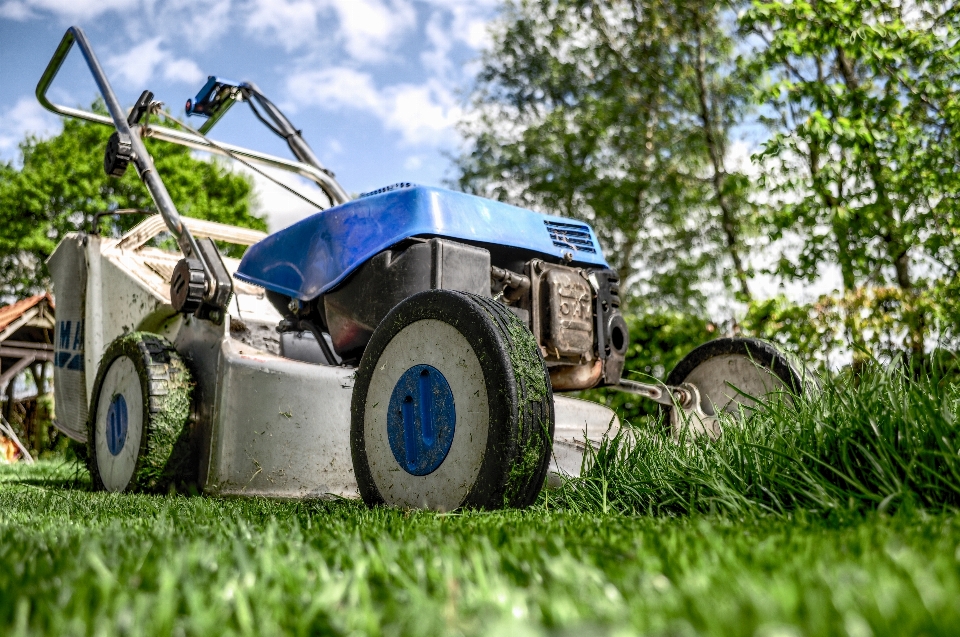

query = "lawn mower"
(37, 27), (806, 509)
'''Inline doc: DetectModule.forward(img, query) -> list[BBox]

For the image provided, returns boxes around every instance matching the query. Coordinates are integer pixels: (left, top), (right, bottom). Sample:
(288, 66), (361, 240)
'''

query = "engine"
(272, 236), (628, 391)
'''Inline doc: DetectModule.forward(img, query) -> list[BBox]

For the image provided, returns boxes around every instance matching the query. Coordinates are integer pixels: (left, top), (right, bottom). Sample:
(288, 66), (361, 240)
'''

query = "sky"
(0, 0), (498, 230)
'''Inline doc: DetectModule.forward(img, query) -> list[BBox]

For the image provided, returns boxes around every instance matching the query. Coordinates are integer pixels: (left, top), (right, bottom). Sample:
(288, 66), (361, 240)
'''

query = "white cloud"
(106, 37), (204, 87)
(404, 155), (422, 170)
(420, 11), (453, 78)
(244, 0), (320, 51)
(0, 97), (61, 156)
(288, 68), (462, 146)
(162, 57), (205, 84)
(0, 0), (136, 21)
(244, 0), (415, 61)
(329, 0), (415, 62)
(290, 67), (382, 112)
(151, 0), (233, 49)
(420, 0), (498, 49)
(382, 82), (462, 146)
(0, 1), (33, 19)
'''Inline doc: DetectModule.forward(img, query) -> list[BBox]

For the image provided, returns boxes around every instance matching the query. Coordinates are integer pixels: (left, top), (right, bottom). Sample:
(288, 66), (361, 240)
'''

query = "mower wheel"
(351, 290), (554, 510)
(664, 337), (807, 437)
(87, 332), (195, 492)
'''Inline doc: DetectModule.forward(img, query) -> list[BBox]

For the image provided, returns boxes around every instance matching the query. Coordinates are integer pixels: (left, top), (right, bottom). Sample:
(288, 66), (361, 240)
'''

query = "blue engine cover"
(235, 185), (609, 301)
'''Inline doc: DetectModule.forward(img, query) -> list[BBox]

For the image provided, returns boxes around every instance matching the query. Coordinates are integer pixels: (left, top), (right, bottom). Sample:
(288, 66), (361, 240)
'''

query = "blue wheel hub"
(387, 365), (456, 475)
(106, 394), (128, 456)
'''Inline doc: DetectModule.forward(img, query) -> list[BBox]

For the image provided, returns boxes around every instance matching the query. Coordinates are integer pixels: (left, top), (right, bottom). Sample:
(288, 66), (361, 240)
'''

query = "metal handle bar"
(36, 28), (349, 208)
(140, 125), (348, 205)
(36, 27), (208, 278)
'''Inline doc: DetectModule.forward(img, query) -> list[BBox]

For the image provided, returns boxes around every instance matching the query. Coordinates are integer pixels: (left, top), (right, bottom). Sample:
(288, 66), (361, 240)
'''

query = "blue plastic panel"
(388, 364), (456, 476)
(106, 394), (128, 457)
(235, 185), (609, 300)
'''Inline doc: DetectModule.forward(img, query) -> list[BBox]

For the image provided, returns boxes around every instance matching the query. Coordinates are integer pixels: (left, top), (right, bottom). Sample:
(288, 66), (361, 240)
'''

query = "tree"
(456, 0), (755, 312)
(742, 0), (960, 363)
(0, 110), (266, 299)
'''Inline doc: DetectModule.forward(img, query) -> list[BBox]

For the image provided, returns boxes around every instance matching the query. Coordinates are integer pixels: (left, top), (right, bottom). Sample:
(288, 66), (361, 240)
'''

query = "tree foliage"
(457, 0), (755, 312)
(0, 112), (265, 299)
(742, 0), (960, 362)
(460, 0), (960, 368)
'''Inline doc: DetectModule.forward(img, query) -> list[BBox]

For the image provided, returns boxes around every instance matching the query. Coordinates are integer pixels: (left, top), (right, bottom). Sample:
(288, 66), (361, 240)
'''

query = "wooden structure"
(0, 294), (55, 460)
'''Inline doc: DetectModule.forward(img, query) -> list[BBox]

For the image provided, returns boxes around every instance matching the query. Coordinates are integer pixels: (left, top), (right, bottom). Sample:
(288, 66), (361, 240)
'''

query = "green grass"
(2, 365), (960, 635)
(556, 364), (960, 517)
(1, 461), (959, 636)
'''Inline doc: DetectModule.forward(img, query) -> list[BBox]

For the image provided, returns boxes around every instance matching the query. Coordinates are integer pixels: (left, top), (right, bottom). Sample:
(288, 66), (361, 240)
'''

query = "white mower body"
(48, 218), (618, 499)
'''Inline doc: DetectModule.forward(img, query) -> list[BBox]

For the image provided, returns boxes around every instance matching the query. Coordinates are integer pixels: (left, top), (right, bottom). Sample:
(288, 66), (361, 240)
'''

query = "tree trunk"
(692, 16), (752, 302)
(835, 46), (923, 360)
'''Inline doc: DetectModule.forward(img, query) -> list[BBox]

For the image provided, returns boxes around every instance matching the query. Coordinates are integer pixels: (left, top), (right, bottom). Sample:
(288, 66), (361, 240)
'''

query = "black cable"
(246, 97), (288, 139)
(246, 88), (295, 133)
(299, 319), (341, 367)
(158, 111), (328, 209)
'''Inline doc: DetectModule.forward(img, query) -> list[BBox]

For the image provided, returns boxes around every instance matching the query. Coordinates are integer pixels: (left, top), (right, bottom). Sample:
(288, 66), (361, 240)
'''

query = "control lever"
(615, 379), (720, 440)
(127, 90), (154, 126)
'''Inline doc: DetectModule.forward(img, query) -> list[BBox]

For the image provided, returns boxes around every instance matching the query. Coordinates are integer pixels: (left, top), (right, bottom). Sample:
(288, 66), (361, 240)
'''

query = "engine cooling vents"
(359, 182), (416, 198)
(543, 220), (597, 254)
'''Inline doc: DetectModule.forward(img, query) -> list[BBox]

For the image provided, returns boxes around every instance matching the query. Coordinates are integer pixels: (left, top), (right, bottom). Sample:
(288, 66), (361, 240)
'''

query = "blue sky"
(0, 0), (498, 230)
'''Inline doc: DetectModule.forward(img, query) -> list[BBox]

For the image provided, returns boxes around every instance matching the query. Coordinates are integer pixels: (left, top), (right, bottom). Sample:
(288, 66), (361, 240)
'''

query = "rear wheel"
(87, 333), (195, 492)
(665, 337), (806, 438)
(351, 290), (554, 510)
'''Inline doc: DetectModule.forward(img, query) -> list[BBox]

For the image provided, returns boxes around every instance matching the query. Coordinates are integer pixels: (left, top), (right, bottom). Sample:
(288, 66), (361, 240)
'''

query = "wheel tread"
(351, 290), (555, 510)
(87, 332), (195, 492)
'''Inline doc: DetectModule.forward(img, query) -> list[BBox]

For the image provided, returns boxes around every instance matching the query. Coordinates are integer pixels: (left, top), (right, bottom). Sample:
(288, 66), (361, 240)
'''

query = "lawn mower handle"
(35, 27), (210, 277)
(36, 27), (349, 208)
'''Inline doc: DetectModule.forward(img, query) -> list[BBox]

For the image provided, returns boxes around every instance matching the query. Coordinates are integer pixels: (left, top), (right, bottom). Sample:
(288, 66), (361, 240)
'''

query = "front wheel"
(351, 290), (554, 510)
(87, 333), (195, 492)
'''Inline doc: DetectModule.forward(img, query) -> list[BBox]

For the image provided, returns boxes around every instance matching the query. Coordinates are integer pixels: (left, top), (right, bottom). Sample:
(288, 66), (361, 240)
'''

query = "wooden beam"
(117, 214), (267, 251)
(2, 341), (53, 351)
(0, 347), (53, 361)
(0, 354), (36, 393)
(0, 307), (40, 343)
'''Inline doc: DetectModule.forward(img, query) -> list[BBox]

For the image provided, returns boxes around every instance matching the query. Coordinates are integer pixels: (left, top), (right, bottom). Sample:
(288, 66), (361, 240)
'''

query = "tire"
(663, 337), (806, 433)
(351, 290), (554, 510)
(87, 332), (195, 493)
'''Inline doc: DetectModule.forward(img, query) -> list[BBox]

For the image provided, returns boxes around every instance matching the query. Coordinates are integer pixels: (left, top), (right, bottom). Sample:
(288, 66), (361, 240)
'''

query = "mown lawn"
(1, 460), (959, 636)
(4, 365), (960, 636)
